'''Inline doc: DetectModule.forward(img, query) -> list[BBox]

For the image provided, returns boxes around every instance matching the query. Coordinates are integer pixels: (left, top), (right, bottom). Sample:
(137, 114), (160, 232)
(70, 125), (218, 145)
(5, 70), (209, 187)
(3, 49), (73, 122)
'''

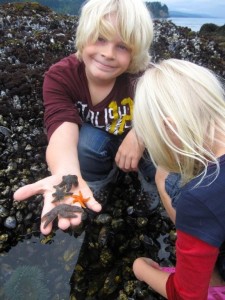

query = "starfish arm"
(69, 206), (84, 213)
(41, 211), (54, 220)
(71, 191), (90, 208)
(42, 214), (57, 228)
(65, 192), (73, 196)
(59, 212), (79, 218)
(51, 198), (61, 203)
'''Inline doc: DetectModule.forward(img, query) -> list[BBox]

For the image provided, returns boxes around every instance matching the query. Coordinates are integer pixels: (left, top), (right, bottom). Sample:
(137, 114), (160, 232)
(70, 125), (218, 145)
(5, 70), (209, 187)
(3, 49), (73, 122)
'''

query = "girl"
(132, 59), (225, 299)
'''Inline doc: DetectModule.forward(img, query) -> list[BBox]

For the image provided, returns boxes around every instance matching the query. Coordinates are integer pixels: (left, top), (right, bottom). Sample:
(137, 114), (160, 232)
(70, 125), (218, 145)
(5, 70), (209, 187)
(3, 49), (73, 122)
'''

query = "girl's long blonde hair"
(75, 0), (153, 73)
(133, 59), (225, 184)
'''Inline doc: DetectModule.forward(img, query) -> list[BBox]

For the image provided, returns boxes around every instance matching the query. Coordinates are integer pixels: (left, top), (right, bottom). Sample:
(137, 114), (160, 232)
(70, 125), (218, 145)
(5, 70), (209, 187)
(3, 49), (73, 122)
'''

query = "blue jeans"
(78, 123), (180, 198)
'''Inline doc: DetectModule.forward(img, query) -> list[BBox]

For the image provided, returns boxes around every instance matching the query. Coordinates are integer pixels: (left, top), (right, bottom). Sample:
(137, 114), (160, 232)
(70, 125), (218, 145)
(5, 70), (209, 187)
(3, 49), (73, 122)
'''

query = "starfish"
(41, 204), (83, 229)
(71, 191), (90, 208)
(56, 174), (79, 192)
(52, 186), (73, 203)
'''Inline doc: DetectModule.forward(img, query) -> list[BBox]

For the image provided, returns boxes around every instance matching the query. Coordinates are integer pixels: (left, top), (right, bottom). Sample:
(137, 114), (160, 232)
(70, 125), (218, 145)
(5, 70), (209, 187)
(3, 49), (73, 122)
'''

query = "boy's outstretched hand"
(13, 175), (102, 235)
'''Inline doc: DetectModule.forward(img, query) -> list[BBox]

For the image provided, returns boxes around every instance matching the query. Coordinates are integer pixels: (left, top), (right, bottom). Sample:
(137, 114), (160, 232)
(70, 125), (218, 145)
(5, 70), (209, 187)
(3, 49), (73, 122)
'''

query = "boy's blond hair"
(75, 0), (153, 74)
(133, 59), (225, 184)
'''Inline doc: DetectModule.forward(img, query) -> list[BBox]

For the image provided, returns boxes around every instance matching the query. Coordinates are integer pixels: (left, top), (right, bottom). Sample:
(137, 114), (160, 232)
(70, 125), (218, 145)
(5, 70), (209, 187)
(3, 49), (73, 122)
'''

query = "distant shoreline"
(169, 11), (215, 18)
(169, 16), (220, 19)
(167, 17), (225, 32)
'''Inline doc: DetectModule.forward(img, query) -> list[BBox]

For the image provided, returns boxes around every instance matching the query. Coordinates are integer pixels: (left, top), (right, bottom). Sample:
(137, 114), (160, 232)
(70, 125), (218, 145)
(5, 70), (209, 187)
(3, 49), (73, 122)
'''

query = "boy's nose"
(101, 44), (115, 59)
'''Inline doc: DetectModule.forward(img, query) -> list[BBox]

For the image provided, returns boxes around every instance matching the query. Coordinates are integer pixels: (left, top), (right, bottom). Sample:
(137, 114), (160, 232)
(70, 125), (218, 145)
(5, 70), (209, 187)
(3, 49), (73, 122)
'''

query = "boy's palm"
(13, 175), (102, 235)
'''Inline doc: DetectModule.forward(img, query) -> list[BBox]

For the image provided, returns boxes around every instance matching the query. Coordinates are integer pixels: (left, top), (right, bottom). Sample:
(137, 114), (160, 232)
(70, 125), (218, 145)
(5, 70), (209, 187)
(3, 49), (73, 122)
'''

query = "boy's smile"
(95, 57), (117, 69)
(92, 57), (117, 72)
(82, 35), (132, 84)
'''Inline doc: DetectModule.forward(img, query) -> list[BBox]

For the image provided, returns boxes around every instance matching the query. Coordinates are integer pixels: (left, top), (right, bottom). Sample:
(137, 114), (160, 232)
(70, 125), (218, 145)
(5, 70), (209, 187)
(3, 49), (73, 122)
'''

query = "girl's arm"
(133, 257), (170, 298)
(155, 167), (176, 223)
(166, 230), (219, 300)
(133, 230), (219, 299)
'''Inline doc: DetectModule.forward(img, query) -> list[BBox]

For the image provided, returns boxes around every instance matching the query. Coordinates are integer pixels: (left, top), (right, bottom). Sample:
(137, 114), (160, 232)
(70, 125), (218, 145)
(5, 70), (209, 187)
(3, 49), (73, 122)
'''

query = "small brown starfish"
(71, 191), (90, 208)
(52, 186), (73, 203)
(57, 174), (78, 192)
(41, 204), (83, 229)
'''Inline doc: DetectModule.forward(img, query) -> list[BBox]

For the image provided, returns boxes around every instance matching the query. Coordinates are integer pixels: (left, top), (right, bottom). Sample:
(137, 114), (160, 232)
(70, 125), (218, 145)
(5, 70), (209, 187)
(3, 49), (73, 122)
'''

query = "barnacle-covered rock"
(100, 248), (114, 267)
(102, 267), (122, 295)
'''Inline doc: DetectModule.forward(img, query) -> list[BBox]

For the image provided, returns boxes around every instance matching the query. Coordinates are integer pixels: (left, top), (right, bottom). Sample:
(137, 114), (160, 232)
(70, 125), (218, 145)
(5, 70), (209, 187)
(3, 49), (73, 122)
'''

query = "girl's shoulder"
(176, 159), (225, 248)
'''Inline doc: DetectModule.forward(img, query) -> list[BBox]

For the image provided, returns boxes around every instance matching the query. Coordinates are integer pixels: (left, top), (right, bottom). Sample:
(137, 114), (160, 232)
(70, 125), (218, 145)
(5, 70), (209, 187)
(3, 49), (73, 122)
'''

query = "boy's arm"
(46, 122), (81, 177)
(14, 122), (102, 235)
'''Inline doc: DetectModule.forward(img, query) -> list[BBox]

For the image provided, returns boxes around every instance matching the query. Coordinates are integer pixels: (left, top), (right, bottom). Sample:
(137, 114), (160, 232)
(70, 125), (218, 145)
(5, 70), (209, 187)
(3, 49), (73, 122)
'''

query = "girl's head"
(133, 59), (225, 184)
(75, 0), (153, 74)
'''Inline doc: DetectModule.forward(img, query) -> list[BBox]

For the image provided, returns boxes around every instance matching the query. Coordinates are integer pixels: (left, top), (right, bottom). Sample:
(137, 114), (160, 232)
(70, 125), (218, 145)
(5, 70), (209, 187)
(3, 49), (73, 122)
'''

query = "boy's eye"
(117, 44), (130, 51)
(97, 37), (106, 43)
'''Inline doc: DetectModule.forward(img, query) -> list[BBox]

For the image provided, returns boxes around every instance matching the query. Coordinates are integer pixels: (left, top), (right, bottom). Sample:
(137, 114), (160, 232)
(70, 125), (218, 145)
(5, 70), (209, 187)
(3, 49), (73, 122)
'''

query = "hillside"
(169, 11), (212, 18)
(0, 0), (170, 17)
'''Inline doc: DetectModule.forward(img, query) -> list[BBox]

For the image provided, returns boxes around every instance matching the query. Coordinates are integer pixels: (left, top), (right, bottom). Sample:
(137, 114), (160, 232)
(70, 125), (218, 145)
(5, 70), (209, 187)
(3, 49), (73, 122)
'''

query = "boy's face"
(82, 16), (132, 84)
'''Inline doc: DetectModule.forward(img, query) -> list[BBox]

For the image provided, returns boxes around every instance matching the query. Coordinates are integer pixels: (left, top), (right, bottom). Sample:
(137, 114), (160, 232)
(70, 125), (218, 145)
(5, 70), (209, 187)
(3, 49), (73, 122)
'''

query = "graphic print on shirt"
(77, 97), (133, 135)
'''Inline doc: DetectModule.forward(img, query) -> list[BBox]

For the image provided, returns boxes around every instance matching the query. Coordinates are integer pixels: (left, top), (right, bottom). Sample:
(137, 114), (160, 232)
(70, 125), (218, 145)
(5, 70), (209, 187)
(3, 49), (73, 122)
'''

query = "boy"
(14, 0), (158, 234)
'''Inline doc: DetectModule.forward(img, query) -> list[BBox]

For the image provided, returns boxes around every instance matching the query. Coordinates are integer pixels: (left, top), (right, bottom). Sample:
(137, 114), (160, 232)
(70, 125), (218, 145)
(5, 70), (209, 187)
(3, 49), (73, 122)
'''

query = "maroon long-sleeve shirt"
(43, 54), (136, 140)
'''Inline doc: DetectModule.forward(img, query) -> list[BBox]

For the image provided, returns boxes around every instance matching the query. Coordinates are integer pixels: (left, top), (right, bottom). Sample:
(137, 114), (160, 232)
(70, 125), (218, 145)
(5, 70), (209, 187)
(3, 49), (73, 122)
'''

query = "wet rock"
(0, 205), (9, 218)
(4, 216), (17, 229)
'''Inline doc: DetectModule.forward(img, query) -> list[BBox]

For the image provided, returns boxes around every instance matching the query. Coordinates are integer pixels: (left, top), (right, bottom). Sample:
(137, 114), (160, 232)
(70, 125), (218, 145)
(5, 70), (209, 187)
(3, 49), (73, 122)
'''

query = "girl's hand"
(133, 257), (169, 299)
(133, 257), (161, 281)
(13, 175), (102, 235)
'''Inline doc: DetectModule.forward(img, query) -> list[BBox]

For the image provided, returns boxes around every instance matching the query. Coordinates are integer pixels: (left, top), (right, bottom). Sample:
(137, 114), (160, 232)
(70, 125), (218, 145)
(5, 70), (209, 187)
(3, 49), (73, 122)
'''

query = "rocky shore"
(0, 3), (225, 299)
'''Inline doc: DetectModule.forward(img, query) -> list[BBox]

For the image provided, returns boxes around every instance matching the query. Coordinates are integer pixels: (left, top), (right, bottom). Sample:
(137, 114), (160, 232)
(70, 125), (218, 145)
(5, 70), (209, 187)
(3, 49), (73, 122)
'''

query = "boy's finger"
(70, 198), (101, 227)
(58, 218), (71, 231)
(86, 198), (102, 212)
(70, 211), (83, 226)
(13, 181), (45, 201)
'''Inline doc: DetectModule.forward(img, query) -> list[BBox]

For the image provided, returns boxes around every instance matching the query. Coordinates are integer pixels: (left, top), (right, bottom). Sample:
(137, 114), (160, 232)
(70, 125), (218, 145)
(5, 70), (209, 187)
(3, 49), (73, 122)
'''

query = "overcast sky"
(151, 0), (225, 18)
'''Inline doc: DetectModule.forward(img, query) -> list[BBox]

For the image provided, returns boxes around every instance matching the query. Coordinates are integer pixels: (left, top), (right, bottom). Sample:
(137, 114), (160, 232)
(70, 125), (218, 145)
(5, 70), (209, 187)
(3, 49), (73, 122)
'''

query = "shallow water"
(0, 230), (85, 299)
(168, 17), (225, 31)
